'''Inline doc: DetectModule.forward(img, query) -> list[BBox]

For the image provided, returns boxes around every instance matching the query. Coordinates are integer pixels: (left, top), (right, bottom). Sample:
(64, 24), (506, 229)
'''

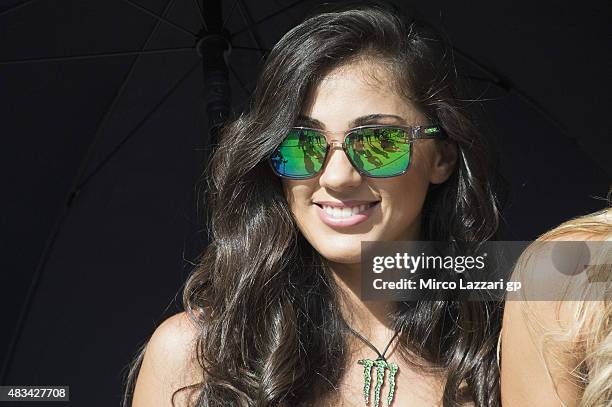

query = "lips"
(313, 200), (380, 227)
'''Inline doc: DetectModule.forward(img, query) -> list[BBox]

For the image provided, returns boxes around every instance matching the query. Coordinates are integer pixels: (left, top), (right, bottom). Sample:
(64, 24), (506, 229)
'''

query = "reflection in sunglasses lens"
(347, 128), (410, 177)
(272, 127), (412, 178)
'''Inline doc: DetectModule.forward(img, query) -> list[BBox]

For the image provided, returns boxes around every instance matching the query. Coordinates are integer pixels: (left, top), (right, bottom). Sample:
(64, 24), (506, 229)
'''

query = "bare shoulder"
(132, 312), (203, 407)
(501, 229), (609, 406)
(500, 300), (583, 406)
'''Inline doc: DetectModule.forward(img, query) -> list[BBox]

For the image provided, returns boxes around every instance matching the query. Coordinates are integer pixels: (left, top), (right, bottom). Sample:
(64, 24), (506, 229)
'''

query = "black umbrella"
(1, 1), (609, 405)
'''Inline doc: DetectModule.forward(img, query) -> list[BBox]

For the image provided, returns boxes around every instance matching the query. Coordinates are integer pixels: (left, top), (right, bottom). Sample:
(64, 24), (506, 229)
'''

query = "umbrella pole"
(197, 0), (231, 153)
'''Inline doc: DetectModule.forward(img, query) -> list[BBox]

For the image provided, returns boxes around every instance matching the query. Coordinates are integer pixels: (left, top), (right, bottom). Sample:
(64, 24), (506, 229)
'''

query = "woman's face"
(282, 60), (454, 266)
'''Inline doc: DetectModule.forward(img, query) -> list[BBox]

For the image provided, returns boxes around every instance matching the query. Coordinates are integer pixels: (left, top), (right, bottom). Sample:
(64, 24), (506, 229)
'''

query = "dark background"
(0, 0), (609, 405)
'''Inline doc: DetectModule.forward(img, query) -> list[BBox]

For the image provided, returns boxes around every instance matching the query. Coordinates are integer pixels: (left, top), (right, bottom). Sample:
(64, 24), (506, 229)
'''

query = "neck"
(326, 223), (422, 349)
(329, 261), (398, 340)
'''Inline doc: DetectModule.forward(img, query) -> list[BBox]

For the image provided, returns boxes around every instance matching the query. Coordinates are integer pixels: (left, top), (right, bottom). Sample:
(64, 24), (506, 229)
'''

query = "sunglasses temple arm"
(411, 126), (449, 140)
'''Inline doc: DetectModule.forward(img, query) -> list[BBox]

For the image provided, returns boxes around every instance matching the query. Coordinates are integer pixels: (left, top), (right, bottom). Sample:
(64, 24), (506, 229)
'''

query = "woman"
(124, 3), (502, 406)
(501, 207), (611, 406)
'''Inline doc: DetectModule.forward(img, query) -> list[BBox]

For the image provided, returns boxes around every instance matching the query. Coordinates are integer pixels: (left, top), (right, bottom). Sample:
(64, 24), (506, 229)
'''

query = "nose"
(318, 143), (363, 191)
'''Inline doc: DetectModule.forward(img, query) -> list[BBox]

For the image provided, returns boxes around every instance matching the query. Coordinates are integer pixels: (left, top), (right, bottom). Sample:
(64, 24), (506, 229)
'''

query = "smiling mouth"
(314, 202), (379, 219)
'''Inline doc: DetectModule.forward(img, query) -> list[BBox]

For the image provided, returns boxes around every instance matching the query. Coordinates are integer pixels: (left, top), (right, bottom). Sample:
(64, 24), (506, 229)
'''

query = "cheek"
(382, 177), (429, 214)
(376, 158), (433, 230)
(281, 180), (314, 225)
(281, 179), (306, 205)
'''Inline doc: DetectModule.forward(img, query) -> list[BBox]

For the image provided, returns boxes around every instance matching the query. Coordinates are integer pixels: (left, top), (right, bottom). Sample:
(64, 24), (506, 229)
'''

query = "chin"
(311, 235), (365, 265)
(319, 251), (362, 265)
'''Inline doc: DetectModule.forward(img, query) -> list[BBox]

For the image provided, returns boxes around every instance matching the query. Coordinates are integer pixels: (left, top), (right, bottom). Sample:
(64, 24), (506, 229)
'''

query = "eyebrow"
(296, 113), (407, 129)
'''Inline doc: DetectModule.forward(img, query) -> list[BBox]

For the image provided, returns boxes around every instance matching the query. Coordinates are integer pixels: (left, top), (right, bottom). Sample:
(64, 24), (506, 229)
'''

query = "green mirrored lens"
(346, 127), (411, 176)
(271, 129), (327, 178)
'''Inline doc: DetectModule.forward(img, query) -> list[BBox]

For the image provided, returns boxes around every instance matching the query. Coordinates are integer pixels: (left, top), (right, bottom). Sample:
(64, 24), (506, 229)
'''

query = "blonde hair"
(511, 207), (611, 406)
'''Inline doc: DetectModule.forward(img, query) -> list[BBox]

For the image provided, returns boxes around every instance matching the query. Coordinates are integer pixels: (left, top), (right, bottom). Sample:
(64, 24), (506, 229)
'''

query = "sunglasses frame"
(268, 124), (448, 179)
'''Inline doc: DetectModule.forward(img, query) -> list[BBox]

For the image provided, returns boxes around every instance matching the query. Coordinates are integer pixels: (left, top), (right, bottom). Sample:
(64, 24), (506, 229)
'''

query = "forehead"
(301, 60), (425, 127)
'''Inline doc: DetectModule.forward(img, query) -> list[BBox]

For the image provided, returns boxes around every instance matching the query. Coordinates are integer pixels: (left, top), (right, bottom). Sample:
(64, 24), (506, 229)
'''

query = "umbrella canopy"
(0, 0), (609, 405)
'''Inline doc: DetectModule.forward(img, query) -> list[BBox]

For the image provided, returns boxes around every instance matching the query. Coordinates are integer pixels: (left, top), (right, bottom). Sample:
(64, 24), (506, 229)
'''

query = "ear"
(429, 140), (458, 184)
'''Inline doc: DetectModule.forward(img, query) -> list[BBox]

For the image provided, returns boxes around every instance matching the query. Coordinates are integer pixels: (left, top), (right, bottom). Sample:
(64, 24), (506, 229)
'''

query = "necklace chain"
(341, 319), (400, 361)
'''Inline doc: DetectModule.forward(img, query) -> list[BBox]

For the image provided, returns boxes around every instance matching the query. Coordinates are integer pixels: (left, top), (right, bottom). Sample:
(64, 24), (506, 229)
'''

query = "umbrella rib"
(191, 0), (208, 32)
(223, 0), (240, 29)
(76, 60), (201, 190)
(77, 0), (180, 194)
(236, 0), (266, 59)
(0, 0), (180, 383)
(80, 0), (179, 198)
(452, 46), (568, 137)
(231, 0), (308, 38)
(0, 47), (194, 65)
(120, 0), (198, 38)
(0, 0), (38, 17)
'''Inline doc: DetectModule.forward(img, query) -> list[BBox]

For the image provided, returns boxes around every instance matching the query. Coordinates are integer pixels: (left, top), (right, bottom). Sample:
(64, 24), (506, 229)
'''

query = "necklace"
(342, 321), (400, 407)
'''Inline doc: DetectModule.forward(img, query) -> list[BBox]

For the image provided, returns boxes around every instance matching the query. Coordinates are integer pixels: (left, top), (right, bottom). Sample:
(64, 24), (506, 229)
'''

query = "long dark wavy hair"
(123, 2), (503, 406)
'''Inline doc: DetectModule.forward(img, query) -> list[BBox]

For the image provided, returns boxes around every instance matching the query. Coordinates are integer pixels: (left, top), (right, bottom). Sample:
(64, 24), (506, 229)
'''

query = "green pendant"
(357, 358), (399, 406)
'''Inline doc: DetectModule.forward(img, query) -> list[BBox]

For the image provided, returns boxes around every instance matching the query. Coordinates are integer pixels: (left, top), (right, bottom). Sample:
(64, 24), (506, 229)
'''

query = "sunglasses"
(269, 124), (448, 179)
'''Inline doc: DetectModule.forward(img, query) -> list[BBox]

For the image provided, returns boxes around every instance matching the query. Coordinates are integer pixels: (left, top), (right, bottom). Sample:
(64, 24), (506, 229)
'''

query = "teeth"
(322, 203), (374, 219)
